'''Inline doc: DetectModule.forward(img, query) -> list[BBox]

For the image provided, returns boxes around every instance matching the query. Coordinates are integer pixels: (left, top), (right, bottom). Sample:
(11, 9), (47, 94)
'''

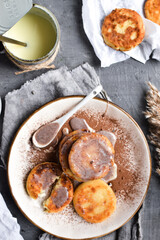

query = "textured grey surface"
(0, 0), (160, 240)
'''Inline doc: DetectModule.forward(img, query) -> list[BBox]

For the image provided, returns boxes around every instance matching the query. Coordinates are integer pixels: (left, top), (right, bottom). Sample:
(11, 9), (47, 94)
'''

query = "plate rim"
(7, 95), (152, 240)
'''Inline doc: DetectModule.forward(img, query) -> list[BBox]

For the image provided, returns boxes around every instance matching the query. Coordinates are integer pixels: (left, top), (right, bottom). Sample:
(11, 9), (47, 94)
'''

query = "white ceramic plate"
(8, 97), (151, 239)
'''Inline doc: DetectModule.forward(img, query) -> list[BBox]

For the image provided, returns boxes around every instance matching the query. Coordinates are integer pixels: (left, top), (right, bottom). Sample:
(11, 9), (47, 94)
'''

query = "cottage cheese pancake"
(26, 162), (62, 199)
(44, 174), (73, 213)
(68, 133), (115, 181)
(144, 0), (160, 25)
(73, 180), (116, 223)
(101, 8), (145, 51)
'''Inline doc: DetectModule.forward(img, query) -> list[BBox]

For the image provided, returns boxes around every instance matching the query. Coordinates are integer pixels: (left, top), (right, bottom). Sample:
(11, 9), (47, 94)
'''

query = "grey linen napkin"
(0, 63), (143, 240)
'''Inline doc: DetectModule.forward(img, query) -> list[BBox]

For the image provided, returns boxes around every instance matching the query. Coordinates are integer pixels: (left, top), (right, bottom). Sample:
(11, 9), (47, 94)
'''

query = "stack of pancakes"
(59, 130), (115, 182)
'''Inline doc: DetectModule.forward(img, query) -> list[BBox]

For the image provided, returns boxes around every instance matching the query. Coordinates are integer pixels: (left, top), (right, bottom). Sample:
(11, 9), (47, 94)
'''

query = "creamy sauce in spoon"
(33, 122), (59, 147)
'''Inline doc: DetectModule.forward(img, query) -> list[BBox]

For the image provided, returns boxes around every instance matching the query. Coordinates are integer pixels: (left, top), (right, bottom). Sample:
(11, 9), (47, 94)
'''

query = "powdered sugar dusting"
(8, 98), (151, 239)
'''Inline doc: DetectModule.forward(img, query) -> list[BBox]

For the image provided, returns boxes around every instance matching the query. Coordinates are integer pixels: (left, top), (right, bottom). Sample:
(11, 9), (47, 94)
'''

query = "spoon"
(0, 35), (27, 47)
(32, 85), (103, 148)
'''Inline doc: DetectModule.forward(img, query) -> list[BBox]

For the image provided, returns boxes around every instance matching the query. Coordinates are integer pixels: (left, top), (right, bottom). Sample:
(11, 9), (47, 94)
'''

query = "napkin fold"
(0, 63), (143, 240)
(82, 0), (160, 67)
(0, 194), (24, 240)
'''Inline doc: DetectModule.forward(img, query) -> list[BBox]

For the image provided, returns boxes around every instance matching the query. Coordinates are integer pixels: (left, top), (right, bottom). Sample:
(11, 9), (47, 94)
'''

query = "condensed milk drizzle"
(70, 117), (116, 147)
(52, 187), (68, 208)
(70, 117), (94, 132)
(33, 171), (57, 190)
(97, 131), (117, 147)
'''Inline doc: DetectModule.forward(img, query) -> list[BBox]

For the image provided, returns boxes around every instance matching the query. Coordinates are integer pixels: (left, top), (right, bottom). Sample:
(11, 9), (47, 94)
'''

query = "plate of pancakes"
(8, 96), (151, 239)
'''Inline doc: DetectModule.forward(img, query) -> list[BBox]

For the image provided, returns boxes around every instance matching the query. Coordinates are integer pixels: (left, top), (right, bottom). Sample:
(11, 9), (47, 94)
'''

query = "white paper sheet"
(82, 0), (160, 67)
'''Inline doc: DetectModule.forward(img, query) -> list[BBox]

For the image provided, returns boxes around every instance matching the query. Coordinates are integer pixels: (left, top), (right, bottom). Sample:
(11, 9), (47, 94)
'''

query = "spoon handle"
(57, 85), (103, 125)
(0, 35), (27, 47)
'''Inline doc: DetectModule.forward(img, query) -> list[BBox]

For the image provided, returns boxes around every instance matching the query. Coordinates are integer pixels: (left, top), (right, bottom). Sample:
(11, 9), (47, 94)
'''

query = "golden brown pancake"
(144, 0), (160, 25)
(26, 162), (62, 199)
(101, 8), (145, 51)
(68, 133), (115, 181)
(43, 174), (73, 213)
(59, 129), (87, 181)
(73, 180), (116, 223)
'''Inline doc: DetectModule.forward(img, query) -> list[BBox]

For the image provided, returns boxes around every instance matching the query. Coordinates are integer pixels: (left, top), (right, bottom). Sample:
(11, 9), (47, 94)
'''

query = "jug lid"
(0, 0), (32, 34)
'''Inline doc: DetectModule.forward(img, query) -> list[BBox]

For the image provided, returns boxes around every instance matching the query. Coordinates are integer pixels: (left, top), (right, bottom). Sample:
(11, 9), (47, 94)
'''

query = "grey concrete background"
(0, 0), (160, 239)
